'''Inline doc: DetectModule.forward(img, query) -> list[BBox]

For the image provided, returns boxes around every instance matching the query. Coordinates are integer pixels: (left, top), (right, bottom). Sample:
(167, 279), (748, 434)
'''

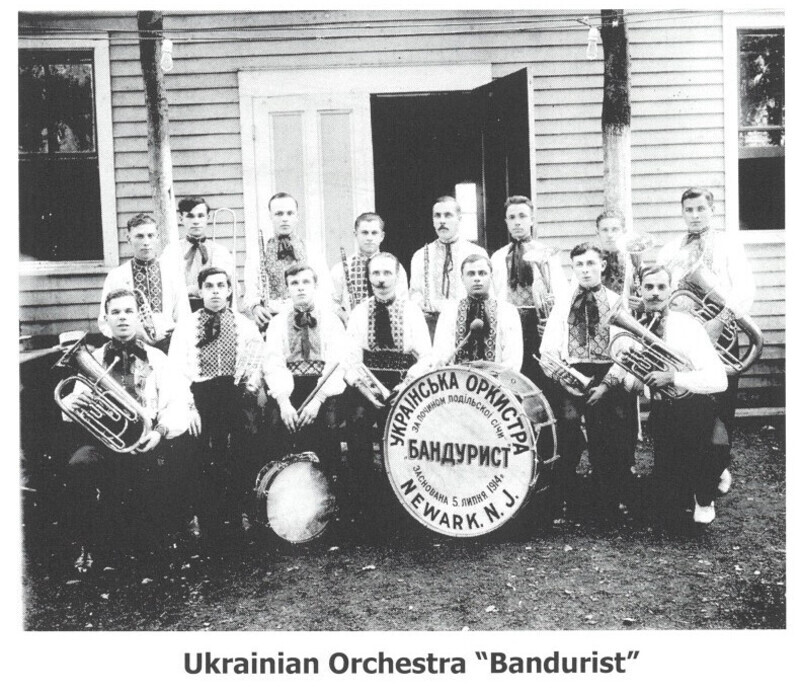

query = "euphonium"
(344, 363), (392, 409)
(605, 300), (693, 400)
(669, 264), (763, 375)
(53, 333), (152, 453)
(533, 352), (593, 398)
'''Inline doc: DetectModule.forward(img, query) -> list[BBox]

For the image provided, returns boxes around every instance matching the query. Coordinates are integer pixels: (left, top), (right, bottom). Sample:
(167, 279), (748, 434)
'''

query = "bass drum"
(383, 361), (557, 537)
(254, 452), (336, 544)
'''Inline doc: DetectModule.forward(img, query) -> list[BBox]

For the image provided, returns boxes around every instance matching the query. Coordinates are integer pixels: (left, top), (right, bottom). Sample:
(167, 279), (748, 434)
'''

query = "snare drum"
(383, 361), (557, 537)
(254, 452), (336, 544)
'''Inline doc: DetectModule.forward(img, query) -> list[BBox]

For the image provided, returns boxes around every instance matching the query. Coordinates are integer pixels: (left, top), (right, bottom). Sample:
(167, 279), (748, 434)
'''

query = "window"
(18, 38), (117, 270)
(737, 28), (784, 230)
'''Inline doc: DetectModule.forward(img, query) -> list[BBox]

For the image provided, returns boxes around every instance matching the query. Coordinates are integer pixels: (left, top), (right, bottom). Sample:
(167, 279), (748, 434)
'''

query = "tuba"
(344, 363), (392, 409)
(669, 264), (763, 375)
(53, 333), (152, 453)
(605, 300), (693, 400)
(533, 352), (593, 398)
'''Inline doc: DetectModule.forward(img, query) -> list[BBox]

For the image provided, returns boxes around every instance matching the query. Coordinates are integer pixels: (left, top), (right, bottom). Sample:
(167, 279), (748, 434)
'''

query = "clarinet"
(258, 231), (269, 309)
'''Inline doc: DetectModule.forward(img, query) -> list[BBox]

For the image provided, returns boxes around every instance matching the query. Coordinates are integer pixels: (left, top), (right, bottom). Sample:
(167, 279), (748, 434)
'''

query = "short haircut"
(504, 195), (534, 213)
(127, 213), (156, 232)
(681, 187), (714, 207)
(367, 251), (400, 274)
(197, 266), (231, 289)
(104, 287), (137, 314)
(595, 209), (626, 228)
(570, 242), (604, 260)
(268, 192), (299, 211)
(461, 253), (491, 274)
(639, 263), (672, 285)
(354, 212), (385, 232)
(284, 262), (317, 283)
(178, 197), (210, 215)
(433, 195), (461, 215)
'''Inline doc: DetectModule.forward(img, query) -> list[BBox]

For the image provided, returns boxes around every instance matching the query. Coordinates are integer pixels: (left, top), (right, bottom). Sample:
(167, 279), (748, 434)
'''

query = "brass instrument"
(669, 264), (763, 375)
(605, 299), (693, 400)
(344, 363), (392, 409)
(624, 233), (653, 299)
(533, 352), (593, 398)
(53, 333), (152, 453)
(212, 207), (239, 303)
(257, 230), (269, 309)
(523, 246), (559, 337)
(340, 246), (353, 314)
(234, 338), (265, 394)
(133, 287), (158, 343)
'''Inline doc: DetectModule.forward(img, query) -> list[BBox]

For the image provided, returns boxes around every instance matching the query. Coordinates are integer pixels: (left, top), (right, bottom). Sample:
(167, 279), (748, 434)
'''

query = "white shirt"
(657, 229), (754, 317)
(610, 311), (727, 396)
(409, 237), (489, 313)
(433, 297), (523, 372)
(98, 259), (190, 344)
(168, 308), (263, 400)
(490, 240), (569, 307)
(62, 342), (190, 439)
(162, 237), (235, 298)
(263, 303), (349, 403)
(346, 297), (433, 380)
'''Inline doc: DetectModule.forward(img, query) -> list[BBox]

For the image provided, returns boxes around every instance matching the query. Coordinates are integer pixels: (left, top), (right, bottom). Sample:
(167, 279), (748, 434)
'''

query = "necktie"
(277, 236), (296, 261)
(294, 307), (318, 359)
(506, 238), (534, 290)
(196, 307), (226, 348)
(568, 284), (602, 343)
(374, 297), (395, 349)
(441, 241), (454, 297)
(185, 234), (209, 265)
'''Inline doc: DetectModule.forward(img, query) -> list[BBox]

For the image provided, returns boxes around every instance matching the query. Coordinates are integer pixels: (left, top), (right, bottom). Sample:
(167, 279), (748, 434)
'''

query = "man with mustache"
(433, 254), (522, 370)
(330, 212), (409, 322)
(612, 264), (727, 526)
(409, 196), (488, 339)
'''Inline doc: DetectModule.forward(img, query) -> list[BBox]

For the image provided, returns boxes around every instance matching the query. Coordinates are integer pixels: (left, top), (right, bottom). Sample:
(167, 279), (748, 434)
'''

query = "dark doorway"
(371, 91), (481, 272)
(371, 68), (534, 273)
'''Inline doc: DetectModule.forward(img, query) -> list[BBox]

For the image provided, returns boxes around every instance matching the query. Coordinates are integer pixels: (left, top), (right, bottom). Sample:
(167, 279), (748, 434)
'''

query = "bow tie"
(105, 338), (147, 363)
(277, 236), (296, 261)
(507, 239), (534, 289)
(196, 307), (230, 347)
(186, 234), (209, 264)
(294, 308), (317, 329)
(686, 226), (711, 242)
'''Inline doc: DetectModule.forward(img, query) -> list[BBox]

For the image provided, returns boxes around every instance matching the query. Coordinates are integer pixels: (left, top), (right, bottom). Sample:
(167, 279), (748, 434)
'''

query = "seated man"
(263, 263), (349, 473)
(99, 213), (190, 353)
(611, 265), (727, 527)
(344, 252), (432, 523)
(62, 288), (189, 571)
(169, 267), (264, 537)
(330, 212), (409, 322)
(433, 254), (522, 371)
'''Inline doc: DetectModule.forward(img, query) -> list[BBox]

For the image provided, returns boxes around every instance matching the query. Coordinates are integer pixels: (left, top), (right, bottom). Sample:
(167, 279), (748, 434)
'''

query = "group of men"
(61, 186), (754, 571)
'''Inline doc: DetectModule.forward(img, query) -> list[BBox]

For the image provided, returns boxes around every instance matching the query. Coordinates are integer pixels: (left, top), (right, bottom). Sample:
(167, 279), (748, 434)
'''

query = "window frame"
(19, 35), (118, 276)
(723, 10), (785, 234)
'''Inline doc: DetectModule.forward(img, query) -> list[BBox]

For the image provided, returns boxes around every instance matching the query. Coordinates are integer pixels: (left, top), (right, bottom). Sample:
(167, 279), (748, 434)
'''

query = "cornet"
(669, 264), (763, 375)
(344, 363), (392, 409)
(53, 333), (152, 453)
(605, 300), (693, 400)
(533, 352), (593, 398)
(133, 287), (159, 344)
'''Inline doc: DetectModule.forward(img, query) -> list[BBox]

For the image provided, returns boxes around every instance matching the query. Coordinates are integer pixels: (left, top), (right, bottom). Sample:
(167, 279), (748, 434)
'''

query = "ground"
(21, 420), (785, 631)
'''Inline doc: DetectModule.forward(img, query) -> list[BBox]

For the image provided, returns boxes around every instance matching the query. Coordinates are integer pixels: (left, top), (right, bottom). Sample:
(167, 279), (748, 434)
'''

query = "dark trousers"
(181, 377), (261, 524)
(710, 334), (741, 481)
(648, 394), (718, 514)
(550, 363), (638, 515)
(518, 307), (547, 389)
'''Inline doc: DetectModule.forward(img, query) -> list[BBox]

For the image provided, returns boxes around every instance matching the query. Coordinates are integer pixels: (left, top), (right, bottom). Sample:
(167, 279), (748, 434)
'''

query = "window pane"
(19, 51), (96, 154)
(738, 30), (784, 147)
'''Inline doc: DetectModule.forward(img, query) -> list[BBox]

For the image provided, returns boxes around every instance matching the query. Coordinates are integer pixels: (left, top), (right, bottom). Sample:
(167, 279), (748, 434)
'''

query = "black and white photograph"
(12, 4), (792, 690)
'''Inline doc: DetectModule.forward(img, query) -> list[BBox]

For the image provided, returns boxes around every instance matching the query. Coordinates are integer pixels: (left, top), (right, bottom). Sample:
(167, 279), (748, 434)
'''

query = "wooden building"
(18, 9), (785, 407)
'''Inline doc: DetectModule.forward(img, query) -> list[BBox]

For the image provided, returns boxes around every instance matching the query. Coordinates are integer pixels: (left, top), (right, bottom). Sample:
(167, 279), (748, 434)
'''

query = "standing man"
(169, 267), (264, 537)
(330, 212), (409, 322)
(594, 209), (644, 312)
(62, 288), (189, 571)
(657, 188), (755, 494)
(263, 263), (349, 472)
(612, 265), (727, 526)
(244, 192), (330, 332)
(344, 251), (432, 525)
(491, 195), (568, 383)
(99, 213), (190, 353)
(162, 197), (235, 312)
(409, 196), (488, 339)
(539, 242), (635, 520)
(433, 254), (522, 371)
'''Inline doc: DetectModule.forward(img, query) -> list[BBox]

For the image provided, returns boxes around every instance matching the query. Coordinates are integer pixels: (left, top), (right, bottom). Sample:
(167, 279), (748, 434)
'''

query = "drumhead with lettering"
(383, 365), (537, 537)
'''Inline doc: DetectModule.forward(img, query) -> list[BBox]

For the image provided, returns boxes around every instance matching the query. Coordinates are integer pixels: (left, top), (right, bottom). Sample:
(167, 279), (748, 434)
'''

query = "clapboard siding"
(18, 9), (785, 406)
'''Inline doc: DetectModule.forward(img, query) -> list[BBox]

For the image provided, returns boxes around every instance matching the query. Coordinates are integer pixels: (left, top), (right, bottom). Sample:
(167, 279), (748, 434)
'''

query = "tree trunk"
(600, 9), (632, 230)
(137, 11), (178, 246)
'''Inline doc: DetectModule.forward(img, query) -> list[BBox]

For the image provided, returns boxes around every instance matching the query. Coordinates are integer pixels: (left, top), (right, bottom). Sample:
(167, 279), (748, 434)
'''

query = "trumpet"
(53, 333), (152, 453)
(133, 287), (158, 344)
(533, 352), (593, 398)
(344, 363), (392, 409)
(669, 264), (763, 375)
(605, 300), (693, 400)
(523, 246), (559, 337)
